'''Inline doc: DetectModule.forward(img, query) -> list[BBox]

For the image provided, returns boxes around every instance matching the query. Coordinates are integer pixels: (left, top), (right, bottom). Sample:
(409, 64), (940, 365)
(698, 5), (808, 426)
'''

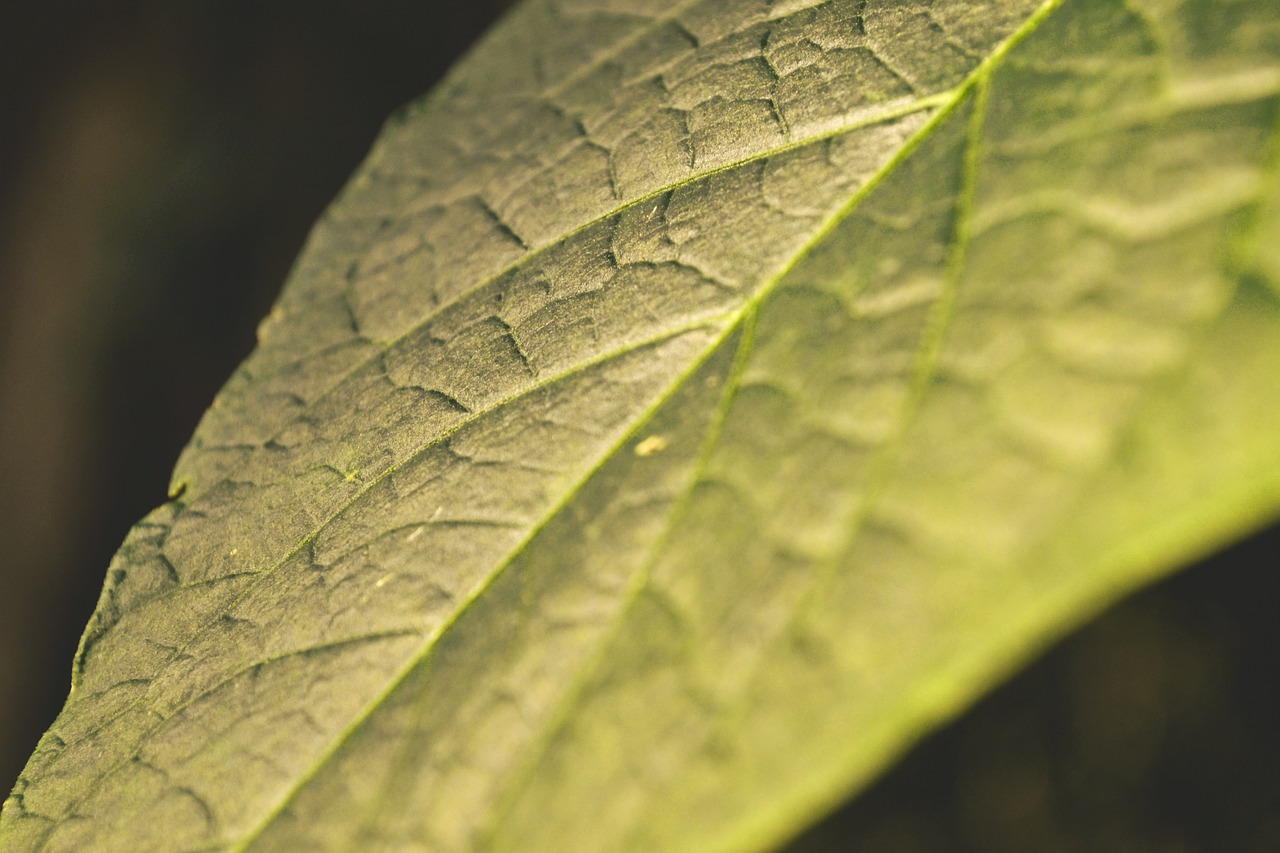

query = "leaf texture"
(4, 0), (1280, 850)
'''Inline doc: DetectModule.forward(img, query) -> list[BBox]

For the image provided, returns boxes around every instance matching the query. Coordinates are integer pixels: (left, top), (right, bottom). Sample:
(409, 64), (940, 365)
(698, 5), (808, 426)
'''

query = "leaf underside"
(4, 0), (1279, 851)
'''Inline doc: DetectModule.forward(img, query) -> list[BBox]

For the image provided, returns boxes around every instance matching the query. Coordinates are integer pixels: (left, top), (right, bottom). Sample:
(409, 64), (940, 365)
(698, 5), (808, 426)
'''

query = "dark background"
(0, 3), (1276, 849)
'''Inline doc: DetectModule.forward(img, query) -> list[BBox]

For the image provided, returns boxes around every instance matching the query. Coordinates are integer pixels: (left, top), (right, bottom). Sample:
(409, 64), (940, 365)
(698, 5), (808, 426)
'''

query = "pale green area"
(2, 0), (1278, 851)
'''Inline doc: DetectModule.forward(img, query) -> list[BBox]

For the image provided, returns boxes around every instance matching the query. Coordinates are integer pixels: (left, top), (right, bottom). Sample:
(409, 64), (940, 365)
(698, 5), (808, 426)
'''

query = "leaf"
(4, 0), (1279, 850)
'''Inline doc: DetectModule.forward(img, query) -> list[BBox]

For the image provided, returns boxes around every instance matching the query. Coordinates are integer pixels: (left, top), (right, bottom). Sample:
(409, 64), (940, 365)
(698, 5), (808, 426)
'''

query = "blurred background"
(0, 2), (1276, 849)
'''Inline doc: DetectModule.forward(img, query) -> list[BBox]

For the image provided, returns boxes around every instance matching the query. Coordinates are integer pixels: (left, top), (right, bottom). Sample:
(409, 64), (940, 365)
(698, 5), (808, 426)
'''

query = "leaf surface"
(4, 0), (1280, 851)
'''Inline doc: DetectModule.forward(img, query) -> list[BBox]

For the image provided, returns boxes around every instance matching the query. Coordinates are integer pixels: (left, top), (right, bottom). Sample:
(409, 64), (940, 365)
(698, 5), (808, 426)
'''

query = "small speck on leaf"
(634, 435), (668, 457)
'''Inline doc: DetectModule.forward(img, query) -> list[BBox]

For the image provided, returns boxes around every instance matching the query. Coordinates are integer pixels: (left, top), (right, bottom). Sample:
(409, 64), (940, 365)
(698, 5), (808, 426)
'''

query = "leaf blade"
(4, 0), (1279, 851)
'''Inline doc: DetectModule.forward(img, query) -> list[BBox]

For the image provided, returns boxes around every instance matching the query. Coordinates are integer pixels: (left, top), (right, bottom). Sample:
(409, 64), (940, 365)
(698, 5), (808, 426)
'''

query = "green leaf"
(4, 0), (1279, 850)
